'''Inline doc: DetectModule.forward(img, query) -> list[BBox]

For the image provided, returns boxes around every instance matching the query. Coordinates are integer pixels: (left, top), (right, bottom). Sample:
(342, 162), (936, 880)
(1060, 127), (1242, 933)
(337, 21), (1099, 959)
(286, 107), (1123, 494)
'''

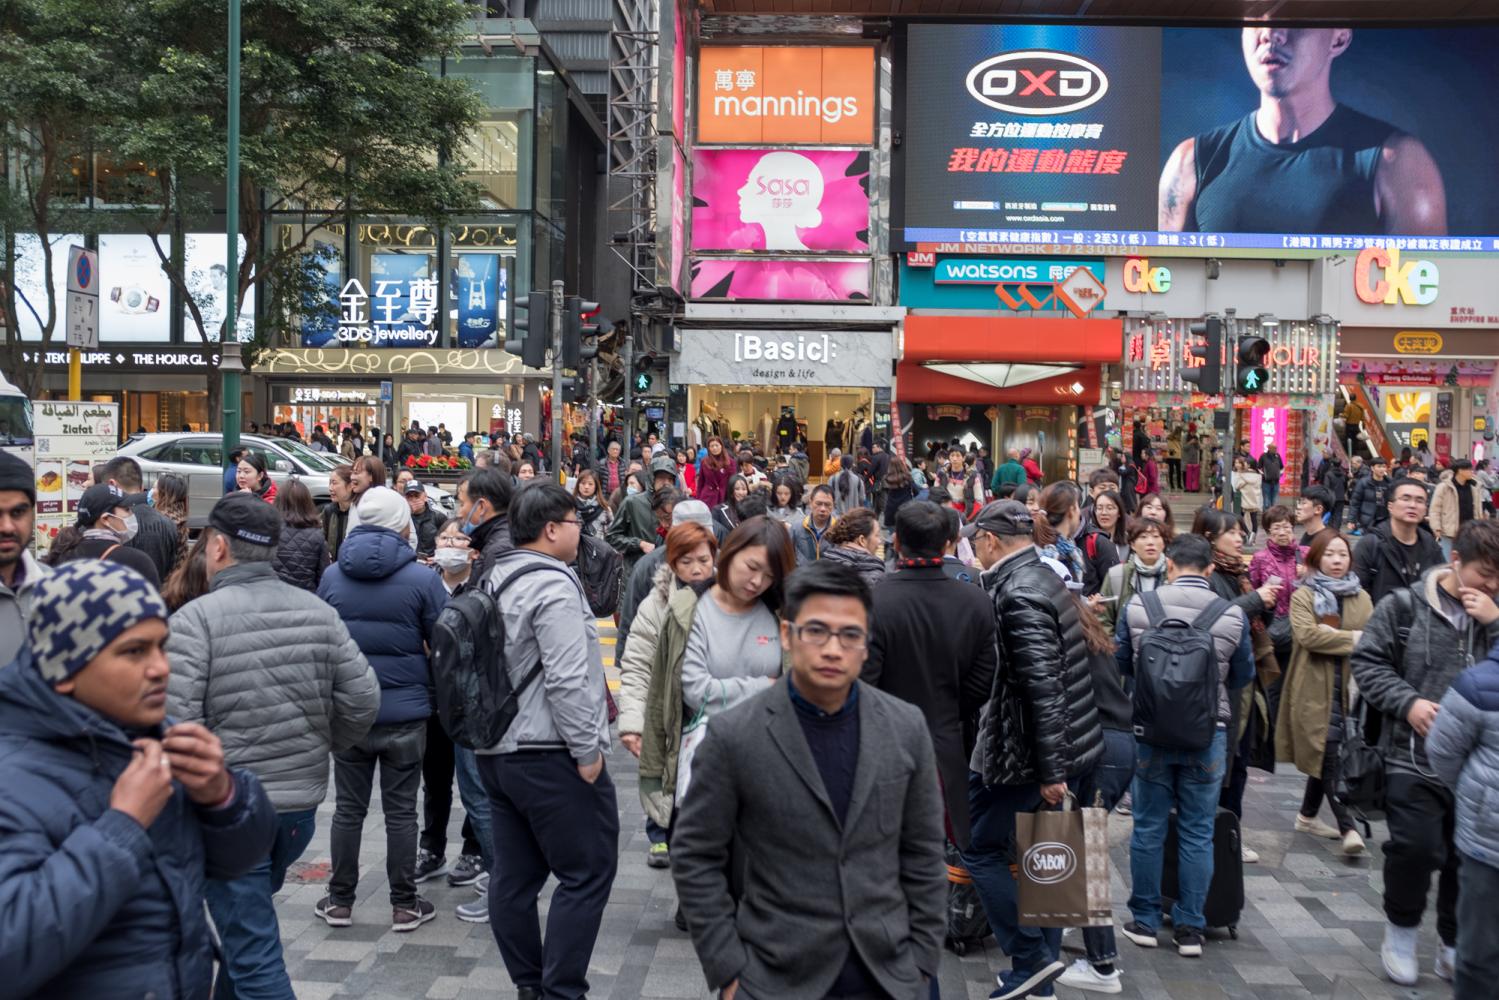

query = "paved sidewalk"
(278, 620), (1454, 1000)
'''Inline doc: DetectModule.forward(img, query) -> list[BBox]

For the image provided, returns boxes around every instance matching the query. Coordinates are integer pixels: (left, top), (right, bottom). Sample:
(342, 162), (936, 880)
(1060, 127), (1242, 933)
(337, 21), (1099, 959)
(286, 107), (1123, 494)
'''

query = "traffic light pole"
(588, 355), (598, 459)
(550, 279), (564, 481)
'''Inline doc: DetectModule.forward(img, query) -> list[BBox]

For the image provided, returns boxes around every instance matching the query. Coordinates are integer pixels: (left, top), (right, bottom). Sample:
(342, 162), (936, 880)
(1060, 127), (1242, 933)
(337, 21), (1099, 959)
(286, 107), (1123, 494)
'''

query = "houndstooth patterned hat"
(26, 560), (168, 682)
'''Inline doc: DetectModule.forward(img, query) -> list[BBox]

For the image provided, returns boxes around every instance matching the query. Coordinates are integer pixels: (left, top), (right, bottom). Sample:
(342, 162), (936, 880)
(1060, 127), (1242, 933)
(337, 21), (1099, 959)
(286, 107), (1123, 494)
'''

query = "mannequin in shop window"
(758, 408), (775, 456)
(775, 407), (798, 455)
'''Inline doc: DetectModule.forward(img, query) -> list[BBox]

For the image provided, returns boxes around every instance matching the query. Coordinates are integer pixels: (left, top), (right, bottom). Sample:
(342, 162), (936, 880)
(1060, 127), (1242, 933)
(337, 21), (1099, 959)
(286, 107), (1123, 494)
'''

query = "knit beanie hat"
(26, 560), (168, 682)
(357, 486), (413, 536)
(0, 450), (34, 502)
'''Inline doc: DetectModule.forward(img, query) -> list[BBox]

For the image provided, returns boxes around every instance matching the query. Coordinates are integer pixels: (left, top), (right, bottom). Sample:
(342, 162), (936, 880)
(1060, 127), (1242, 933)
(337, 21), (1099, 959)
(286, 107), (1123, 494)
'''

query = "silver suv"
(118, 433), (346, 528)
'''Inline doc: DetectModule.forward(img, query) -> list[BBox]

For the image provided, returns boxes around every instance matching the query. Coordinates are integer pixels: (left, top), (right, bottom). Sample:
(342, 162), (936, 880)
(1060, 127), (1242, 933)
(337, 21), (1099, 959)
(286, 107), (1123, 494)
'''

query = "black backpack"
(572, 533), (623, 617)
(1336, 588), (1413, 831)
(429, 560), (571, 751)
(1132, 591), (1231, 751)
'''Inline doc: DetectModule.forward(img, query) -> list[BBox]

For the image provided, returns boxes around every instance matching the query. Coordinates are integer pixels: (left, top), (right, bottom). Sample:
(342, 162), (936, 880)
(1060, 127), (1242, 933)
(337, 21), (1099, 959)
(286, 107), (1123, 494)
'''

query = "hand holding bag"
(1014, 793), (1112, 928)
(675, 681), (726, 806)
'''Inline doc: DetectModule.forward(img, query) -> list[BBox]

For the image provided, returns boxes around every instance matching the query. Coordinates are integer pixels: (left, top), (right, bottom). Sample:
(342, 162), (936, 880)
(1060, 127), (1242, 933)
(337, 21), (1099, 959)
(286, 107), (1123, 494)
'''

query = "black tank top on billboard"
(1187, 105), (1396, 234)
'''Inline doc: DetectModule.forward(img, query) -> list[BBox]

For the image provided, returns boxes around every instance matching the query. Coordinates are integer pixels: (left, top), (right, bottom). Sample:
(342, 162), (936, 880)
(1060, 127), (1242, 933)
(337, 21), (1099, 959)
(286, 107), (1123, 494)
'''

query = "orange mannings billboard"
(696, 46), (875, 145)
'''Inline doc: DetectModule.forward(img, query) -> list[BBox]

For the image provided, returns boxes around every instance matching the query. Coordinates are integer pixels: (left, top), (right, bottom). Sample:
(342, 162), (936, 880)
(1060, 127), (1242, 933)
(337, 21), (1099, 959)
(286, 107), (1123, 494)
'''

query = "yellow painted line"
(595, 619), (614, 628)
(599, 636), (616, 646)
(602, 657), (615, 667)
(607, 678), (621, 691)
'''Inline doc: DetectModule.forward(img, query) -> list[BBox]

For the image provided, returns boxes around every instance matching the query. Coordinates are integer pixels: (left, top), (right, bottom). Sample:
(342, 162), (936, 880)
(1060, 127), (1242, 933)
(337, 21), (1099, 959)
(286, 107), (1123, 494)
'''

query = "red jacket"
(697, 460), (730, 508)
(1022, 457), (1042, 483)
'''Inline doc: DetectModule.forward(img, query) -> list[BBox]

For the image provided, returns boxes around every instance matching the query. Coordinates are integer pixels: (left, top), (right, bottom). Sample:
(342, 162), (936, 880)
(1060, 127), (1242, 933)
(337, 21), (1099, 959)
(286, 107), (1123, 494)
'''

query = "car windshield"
(275, 437), (346, 472)
(0, 394), (34, 446)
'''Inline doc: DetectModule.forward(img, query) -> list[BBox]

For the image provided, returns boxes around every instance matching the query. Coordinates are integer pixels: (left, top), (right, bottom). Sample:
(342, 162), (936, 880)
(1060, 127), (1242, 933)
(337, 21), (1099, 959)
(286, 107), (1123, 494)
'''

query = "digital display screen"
(902, 24), (1499, 253)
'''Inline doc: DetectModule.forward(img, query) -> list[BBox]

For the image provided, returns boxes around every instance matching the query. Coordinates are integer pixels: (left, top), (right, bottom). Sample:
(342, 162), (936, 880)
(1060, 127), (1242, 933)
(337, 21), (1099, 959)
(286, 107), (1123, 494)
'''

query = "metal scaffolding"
(607, 0), (659, 304)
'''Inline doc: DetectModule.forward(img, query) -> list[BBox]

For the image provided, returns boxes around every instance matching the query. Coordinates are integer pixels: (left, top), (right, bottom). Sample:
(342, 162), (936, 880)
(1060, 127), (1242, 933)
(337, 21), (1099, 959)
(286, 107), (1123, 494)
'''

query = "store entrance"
(687, 385), (875, 479)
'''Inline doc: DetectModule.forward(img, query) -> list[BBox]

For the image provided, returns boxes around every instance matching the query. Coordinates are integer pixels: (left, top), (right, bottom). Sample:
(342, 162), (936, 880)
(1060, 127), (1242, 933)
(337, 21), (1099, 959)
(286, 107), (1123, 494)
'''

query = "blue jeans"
(1128, 730), (1227, 932)
(1263, 482), (1279, 512)
(454, 746), (493, 870)
(963, 773), (1062, 975)
(206, 808), (317, 1000)
(1072, 729), (1136, 964)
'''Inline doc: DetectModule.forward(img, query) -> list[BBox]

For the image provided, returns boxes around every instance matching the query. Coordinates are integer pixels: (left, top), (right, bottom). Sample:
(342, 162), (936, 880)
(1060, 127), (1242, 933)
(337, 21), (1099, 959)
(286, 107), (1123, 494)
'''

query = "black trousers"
(1383, 769), (1459, 945)
(480, 750), (619, 1000)
(419, 713), (481, 859)
(1457, 853), (1499, 1000)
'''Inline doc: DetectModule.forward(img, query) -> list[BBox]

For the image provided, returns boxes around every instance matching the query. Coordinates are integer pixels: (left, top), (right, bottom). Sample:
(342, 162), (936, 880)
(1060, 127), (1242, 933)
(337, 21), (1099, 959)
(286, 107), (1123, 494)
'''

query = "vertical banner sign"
(1249, 406), (1288, 460)
(452, 254), (503, 348)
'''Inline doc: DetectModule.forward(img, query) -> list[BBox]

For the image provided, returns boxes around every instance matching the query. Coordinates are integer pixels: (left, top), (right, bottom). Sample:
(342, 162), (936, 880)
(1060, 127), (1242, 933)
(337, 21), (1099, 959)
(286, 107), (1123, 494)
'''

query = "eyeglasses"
(556, 517), (582, 528)
(790, 622), (868, 650)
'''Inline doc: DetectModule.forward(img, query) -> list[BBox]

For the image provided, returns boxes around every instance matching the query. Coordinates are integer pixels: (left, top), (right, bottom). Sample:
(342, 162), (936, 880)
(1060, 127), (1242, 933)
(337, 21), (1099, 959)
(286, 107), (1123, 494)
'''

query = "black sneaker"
(392, 896), (437, 932)
(447, 853), (484, 887)
(314, 895), (352, 928)
(1174, 926), (1205, 958)
(413, 849), (447, 884)
(1121, 920), (1160, 949)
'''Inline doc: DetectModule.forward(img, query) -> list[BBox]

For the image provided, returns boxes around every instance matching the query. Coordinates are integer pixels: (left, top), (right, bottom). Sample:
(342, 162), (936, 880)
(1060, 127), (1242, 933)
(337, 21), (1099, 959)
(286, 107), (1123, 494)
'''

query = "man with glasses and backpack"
(1115, 533), (1254, 959)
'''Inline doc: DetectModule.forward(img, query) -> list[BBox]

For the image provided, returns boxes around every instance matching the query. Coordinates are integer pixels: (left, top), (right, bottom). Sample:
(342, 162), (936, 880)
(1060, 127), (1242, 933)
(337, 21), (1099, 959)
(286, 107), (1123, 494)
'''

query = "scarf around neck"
(1212, 549), (1250, 594)
(1306, 571), (1362, 619)
(1131, 554), (1167, 588)
(1043, 536), (1084, 582)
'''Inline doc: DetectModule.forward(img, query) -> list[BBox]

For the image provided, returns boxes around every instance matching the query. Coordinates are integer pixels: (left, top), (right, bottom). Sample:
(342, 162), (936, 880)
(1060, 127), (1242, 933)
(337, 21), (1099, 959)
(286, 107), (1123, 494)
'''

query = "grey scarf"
(1306, 570), (1362, 619)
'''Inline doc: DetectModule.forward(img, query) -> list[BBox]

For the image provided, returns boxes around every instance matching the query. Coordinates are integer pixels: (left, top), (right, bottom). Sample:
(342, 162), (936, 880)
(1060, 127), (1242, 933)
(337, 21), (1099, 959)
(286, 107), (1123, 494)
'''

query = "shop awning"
(902, 315), (1122, 366)
(896, 361), (1099, 405)
(921, 362), (1082, 391)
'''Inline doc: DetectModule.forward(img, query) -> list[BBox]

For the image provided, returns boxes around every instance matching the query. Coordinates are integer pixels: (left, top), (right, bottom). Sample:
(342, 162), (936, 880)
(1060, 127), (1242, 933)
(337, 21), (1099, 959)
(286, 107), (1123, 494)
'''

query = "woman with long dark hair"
(881, 456), (918, 532)
(1091, 489), (1127, 547)
(235, 452), (277, 504)
(696, 435), (732, 509)
(152, 472), (191, 559)
(573, 468), (613, 539)
(323, 465), (355, 558)
(272, 478), (332, 590)
(711, 474), (749, 536)
(1034, 482), (1117, 595)
(767, 473), (805, 526)
(162, 532), (211, 612)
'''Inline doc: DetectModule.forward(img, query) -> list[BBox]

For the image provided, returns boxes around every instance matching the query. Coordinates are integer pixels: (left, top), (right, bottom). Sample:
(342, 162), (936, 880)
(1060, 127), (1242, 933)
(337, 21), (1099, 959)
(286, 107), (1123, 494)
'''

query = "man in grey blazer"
(671, 561), (947, 1000)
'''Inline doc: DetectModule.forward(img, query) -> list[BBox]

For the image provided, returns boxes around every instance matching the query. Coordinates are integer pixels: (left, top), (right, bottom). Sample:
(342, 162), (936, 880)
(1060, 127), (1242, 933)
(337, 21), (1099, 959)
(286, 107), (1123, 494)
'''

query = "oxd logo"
(965, 51), (1109, 116)
(1022, 841), (1077, 884)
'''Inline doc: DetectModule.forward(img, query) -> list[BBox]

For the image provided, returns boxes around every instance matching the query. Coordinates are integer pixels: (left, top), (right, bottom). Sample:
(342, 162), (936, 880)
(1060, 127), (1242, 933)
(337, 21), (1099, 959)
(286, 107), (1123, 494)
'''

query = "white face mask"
(433, 547), (470, 572)
(110, 512), (139, 544)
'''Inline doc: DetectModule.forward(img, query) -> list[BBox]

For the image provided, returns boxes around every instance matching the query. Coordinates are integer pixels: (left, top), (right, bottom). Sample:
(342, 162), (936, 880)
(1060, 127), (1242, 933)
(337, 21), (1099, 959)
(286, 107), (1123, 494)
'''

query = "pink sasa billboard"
(691, 148), (871, 253)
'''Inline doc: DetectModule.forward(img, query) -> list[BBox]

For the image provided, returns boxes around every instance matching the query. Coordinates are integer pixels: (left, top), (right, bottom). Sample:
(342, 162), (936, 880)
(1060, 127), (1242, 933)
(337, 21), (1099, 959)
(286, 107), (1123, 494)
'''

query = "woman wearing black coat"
(272, 479), (332, 591)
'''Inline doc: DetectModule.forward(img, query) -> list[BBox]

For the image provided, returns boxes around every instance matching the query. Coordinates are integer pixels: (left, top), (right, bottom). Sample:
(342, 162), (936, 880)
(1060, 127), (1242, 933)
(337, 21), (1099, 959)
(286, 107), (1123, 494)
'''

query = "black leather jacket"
(977, 547), (1103, 786)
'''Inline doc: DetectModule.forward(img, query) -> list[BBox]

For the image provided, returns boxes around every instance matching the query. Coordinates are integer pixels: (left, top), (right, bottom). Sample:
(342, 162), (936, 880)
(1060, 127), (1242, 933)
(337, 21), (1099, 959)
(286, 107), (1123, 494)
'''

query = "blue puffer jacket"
(1427, 645), (1499, 866)
(317, 525), (448, 726)
(0, 648), (276, 999)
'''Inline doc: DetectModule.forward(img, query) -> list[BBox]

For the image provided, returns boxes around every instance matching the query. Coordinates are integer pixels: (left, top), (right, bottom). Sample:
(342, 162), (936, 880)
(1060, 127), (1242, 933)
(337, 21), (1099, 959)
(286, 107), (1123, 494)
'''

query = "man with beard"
(1159, 25), (1446, 236)
(0, 451), (48, 665)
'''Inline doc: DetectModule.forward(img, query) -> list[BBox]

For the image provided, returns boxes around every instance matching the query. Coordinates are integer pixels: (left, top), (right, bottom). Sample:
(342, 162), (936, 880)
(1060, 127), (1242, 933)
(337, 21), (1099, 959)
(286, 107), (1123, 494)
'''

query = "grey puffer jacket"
(166, 561), (381, 810)
(821, 544), (887, 591)
(1351, 567), (1499, 770)
(1427, 652), (1499, 865)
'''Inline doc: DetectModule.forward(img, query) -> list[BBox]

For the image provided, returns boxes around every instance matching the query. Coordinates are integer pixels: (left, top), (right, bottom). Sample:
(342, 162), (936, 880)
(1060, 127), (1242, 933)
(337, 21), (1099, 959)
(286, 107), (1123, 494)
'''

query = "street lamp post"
(221, 0), (243, 458)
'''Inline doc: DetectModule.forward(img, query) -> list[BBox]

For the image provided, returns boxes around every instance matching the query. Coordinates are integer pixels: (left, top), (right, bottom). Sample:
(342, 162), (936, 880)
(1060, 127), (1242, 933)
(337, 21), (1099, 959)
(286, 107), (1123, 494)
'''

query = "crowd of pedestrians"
(2, 417), (1499, 1000)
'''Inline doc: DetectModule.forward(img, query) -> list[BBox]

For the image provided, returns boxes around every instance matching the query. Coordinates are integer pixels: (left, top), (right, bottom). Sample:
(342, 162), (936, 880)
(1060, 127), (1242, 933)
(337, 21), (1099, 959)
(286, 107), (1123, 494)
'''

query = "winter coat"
(865, 563), (998, 849)
(0, 550), (48, 667)
(822, 544), (887, 591)
(1275, 585), (1373, 776)
(1429, 475), (1487, 540)
(123, 492), (181, 581)
(595, 457), (629, 496)
(317, 526), (449, 726)
(271, 522), (331, 592)
(790, 515), (837, 563)
(828, 469), (867, 516)
(639, 586), (702, 828)
(882, 483), (919, 528)
(1427, 653), (1499, 865)
(696, 460), (730, 510)
(577, 497), (612, 540)
(1352, 566), (1499, 769)
(1319, 462), (1348, 507)
(1078, 528), (1119, 597)
(0, 650), (276, 999)
(1098, 558), (1167, 633)
(1249, 541), (1301, 618)
(1352, 520), (1444, 607)
(617, 564), (681, 736)
(1233, 469), (1263, 511)
(1258, 449), (1285, 485)
(321, 502), (351, 558)
(973, 547), (1103, 786)
(166, 561), (381, 811)
(409, 503), (447, 556)
(990, 459), (1027, 493)
(467, 512), (514, 593)
(1022, 456), (1043, 483)
(606, 490), (659, 578)
(1349, 473), (1391, 530)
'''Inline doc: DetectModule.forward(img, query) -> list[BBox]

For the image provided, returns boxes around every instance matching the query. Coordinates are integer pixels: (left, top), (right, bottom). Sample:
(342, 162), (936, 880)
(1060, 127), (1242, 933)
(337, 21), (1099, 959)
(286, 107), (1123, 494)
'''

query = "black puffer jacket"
(975, 547), (1103, 786)
(272, 523), (332, 592)
(411, 504), (447, 557)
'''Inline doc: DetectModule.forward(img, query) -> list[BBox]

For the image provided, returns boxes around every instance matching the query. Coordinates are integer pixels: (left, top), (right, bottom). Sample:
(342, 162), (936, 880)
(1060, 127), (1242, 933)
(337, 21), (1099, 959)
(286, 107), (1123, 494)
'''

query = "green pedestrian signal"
(1244, 369), (1262, 390)
(1235, 334), (1271, 395)
(633, 371), (651, 394)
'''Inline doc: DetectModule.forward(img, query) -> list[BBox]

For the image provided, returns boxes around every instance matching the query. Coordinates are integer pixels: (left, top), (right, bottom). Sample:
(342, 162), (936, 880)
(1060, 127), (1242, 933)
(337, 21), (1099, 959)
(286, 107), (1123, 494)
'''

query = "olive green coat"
(638, 586), (702, 829)
(1274, 585), (1373, 776)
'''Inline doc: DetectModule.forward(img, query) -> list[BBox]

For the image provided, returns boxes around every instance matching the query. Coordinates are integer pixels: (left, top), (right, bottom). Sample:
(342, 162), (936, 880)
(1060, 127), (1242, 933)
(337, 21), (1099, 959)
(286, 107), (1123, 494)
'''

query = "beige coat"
(1428, 474), (1487, 540)
(615, 564), (679, 736)
(1274, 585), (1373, 776)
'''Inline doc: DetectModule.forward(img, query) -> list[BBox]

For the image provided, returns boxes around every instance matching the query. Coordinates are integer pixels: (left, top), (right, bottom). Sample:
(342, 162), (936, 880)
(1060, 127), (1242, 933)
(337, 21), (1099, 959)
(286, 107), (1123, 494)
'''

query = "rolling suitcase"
(1161, 807), (1244, 938)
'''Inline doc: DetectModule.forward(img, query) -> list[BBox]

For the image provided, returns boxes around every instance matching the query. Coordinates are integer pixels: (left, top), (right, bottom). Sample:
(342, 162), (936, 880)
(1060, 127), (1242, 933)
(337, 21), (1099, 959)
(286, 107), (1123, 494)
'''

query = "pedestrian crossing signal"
(1235, 334), (1271, 395)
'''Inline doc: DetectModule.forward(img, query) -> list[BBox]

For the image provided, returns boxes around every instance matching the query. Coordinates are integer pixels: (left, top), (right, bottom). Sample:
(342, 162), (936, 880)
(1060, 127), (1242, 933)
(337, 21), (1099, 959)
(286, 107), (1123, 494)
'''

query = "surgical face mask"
(433, 547), (470, 572)
(627, 483), (642, 496)
(459, 500), (485, 536)
(109, 512), (139, 544)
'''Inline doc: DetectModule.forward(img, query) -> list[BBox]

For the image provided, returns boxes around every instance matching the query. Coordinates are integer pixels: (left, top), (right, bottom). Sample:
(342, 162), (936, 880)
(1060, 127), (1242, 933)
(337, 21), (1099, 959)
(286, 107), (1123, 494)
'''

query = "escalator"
(1339, 383), (1394, 464)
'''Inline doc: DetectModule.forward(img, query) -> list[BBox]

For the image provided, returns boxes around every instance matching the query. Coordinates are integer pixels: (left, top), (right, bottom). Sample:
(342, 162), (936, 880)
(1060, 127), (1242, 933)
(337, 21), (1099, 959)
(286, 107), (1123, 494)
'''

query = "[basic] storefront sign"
(675, 328), (892, 388)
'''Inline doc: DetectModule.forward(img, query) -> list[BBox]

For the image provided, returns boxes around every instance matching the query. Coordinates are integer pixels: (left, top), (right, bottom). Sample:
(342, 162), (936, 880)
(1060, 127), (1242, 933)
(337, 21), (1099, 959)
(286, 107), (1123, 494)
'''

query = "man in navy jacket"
(0, 560), (275, 999)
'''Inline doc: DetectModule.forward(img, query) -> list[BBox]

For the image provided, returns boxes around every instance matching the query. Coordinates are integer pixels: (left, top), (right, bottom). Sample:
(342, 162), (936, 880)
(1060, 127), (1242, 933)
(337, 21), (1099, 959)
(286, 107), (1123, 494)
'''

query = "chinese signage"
(329, 253), (505, 349)
(675, 328), (892, 388)
(903, 23), (1499, 253)
(289, 388), (375, 404)
(1354, 246), (1439, 305)
(1393, 331), (1444, 354)
(1120, 317), (1339, 404)
(697, 46), (875, 144)
(691, 148), (871, 253)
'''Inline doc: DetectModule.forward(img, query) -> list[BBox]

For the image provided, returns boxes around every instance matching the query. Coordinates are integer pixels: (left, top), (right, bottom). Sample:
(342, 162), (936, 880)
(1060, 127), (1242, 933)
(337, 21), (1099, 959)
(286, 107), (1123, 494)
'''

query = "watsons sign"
(933, 258), (1102, 285)
(677, 328), (891, 388)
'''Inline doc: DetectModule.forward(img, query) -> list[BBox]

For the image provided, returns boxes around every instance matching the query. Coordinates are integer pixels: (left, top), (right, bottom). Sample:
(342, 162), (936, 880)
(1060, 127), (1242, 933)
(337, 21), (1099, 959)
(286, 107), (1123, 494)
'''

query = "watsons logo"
(965, 51), (1109, 115)
(1021, 841), (1077, 885)
(714, 91), (858, 126)
(934, 259), (1085, 284)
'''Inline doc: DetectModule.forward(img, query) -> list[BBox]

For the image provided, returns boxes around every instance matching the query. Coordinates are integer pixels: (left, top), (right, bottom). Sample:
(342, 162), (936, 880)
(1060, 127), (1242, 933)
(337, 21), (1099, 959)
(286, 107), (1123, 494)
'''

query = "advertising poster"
(31, 401), (119, 555)
(451, 253), (504, 349)
(689, 258), (871, 301)
(300, 241), (344, 348)
(692, 148), (871, 252)
(11, 234), (78, 340)
(1249, 406), (1289, 462)
(367, 252), (439, 348)
(183, 233), (255, 342)
(99, 235), (171, 342)
(903, 24), (1499, 251)
(697, 46), (876, 145)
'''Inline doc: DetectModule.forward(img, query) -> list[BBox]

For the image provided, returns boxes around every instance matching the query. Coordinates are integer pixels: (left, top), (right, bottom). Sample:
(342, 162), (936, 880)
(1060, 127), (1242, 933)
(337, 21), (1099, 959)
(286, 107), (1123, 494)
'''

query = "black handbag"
(1335, 694), (1386, 835)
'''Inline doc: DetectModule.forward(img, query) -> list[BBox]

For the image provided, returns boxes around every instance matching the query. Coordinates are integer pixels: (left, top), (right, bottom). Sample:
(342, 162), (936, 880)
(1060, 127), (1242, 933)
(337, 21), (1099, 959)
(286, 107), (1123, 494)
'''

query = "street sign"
(65, 246), (99, 349)
(379, 380), (393, 403)
(1054, 267), (1106, 318)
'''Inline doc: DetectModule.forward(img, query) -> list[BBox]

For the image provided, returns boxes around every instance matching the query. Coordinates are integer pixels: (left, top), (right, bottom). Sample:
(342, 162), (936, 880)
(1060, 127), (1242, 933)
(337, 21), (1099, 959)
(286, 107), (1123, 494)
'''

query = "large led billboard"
(902, 24), (1499, 253)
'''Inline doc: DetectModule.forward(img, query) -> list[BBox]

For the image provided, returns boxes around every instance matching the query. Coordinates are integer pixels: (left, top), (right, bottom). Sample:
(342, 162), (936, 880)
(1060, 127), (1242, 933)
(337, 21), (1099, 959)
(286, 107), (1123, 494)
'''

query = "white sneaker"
(1381, 922), (1419, 986)
(1294, 814), (1341, 839)
(1435, 943), (1456, 982)
(1056, 958), (1122, 995)
(1341, 829), (1365, 856)
(1241, 845), (1260, 864)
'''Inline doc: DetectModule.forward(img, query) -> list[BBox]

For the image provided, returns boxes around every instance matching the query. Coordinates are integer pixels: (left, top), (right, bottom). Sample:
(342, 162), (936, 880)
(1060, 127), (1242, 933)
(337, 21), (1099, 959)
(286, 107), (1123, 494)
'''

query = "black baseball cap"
(77, 483), (126, 527)
(960, 500), (1035, 540)
(208, 491), (282, 547)
(403, 479), (424, 495)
